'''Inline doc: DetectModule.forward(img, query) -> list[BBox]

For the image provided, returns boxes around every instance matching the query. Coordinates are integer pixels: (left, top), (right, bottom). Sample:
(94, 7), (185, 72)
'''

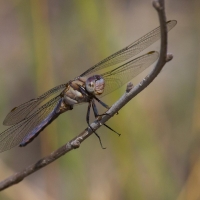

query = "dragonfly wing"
(0, 95), (62, 152)
(80, 20), (176, 77)
(100, 51), (159, 97)
(3, 83), (67, 126)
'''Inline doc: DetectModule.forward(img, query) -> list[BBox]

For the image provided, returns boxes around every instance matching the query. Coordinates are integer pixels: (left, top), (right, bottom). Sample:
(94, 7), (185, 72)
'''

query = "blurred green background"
(0, 0), (198, 199)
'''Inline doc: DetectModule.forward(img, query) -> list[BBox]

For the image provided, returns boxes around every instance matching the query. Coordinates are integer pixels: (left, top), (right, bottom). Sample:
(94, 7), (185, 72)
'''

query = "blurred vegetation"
(0, 0), (199, 199)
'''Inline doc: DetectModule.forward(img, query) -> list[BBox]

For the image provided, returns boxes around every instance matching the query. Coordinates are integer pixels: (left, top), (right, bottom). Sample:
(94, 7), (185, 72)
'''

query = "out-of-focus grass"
(0, 0), (198, 200)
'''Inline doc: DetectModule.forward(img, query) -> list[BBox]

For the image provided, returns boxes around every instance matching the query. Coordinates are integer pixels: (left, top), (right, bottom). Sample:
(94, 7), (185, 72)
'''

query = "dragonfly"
(0, 20), (177, 152)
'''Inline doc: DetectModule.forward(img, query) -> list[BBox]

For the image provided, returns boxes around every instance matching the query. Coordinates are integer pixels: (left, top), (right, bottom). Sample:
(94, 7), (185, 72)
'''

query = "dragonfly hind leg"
(91, 100), (120, 136)
(87, 101), (106, 149)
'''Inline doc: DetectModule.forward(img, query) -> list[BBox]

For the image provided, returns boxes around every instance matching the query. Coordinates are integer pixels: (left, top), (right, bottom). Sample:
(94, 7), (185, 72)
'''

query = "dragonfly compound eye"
(86, 75), (105, 95)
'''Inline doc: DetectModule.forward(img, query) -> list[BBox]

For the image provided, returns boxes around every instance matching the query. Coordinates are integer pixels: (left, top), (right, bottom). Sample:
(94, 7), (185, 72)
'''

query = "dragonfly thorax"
(85, 75), (105, 95)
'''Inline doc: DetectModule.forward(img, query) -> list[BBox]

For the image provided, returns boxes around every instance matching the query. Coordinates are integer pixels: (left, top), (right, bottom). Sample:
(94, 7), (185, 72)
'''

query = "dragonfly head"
(85, 75), (105, 95)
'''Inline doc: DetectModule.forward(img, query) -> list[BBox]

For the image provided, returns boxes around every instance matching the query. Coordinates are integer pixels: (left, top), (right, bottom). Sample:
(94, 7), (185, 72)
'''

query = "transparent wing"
(0, 95), (61, 152)
(3, 83), (66, 126)
(100, 51), (159, 97)
(80, 20), (176, 77)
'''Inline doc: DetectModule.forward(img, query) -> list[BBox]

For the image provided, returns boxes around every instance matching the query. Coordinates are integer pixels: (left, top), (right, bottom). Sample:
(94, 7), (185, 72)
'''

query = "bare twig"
(0, 0), (173, 191)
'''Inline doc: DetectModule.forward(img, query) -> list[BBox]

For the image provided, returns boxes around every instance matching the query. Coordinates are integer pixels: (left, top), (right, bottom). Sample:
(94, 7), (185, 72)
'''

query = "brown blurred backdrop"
(0, 0), (199, 200)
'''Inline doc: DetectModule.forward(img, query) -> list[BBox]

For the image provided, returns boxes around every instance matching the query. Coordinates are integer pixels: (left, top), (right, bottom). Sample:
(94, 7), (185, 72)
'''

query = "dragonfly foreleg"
(86, 101), (105, 149)
(93, 96), (110, 109)
(93, 96), (119, 115)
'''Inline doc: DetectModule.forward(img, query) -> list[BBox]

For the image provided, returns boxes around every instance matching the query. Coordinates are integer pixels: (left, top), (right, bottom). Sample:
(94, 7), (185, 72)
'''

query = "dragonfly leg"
(88, 124), (106, 149)
(86, 101), (92, 124)
(103, 123), (121, 136)
(86, 101), (106, 149)
(93, 96), (110, 109)
(91, 100), (99, 118)
(94, 97), (119, 115)
(91, 100), (120, 136)
(91, 100), (108, 117)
